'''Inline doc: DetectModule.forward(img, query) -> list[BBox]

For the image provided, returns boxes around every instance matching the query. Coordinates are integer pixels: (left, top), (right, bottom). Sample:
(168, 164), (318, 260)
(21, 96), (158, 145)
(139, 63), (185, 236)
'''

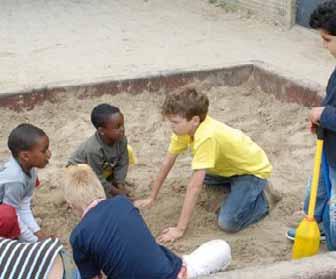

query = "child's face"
(166, 114), (199, 136)
(23, 135), (51, 168)
(99, 113), (125, 143)
(320, 29), (336, 58)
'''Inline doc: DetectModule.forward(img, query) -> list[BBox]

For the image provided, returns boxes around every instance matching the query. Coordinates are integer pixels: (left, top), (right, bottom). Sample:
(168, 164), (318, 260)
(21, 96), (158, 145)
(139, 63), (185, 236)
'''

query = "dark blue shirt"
(320, 67), (336, 168)
(70, 196), (182, 279)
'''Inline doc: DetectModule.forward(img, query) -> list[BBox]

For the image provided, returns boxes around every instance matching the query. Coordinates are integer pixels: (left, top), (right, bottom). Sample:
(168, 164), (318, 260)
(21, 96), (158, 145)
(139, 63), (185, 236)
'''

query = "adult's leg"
(322, 163), (336, 250)
(303, 163), (329, 223)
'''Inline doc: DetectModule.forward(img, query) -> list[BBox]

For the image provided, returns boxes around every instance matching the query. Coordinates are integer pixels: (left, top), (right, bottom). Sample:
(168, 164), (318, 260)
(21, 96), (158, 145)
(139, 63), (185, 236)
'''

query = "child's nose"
(47, 150), (52, 158)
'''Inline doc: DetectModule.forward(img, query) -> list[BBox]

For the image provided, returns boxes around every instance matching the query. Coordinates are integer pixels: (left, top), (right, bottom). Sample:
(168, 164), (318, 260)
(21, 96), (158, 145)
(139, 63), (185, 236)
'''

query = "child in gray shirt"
(68, 104), (129, 198)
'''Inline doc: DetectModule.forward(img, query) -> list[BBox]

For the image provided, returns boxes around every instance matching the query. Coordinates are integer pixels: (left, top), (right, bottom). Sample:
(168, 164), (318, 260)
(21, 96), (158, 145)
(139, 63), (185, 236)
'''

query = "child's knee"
(217, 216), (241, 233)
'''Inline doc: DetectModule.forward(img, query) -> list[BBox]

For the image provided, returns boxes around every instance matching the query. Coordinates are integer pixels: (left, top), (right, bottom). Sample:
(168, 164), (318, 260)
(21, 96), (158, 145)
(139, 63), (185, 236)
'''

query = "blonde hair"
(63, 164), (106, 209)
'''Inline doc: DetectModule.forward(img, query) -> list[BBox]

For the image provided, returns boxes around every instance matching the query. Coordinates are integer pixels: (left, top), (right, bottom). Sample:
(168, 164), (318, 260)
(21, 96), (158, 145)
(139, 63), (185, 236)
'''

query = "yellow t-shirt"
(168, 116), (272, 179)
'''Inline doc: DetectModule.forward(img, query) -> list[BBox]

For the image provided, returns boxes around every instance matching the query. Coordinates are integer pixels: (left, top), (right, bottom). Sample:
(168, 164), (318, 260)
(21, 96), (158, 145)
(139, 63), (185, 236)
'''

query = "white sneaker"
(183, 240), (231, 278)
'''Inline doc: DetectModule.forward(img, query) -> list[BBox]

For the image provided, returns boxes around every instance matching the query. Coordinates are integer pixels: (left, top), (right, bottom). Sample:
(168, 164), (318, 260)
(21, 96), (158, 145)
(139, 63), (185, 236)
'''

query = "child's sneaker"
(183, 240), (231, 278)
(286, 227), (326, 242)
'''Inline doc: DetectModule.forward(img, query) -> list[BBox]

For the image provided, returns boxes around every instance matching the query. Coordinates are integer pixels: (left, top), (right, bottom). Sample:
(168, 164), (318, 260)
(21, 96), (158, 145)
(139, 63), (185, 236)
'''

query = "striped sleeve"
(0, 237), (63, 279)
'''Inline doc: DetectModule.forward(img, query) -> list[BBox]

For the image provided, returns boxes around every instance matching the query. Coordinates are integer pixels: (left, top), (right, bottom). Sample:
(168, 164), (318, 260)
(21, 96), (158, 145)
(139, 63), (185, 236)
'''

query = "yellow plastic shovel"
(292, 127), (324, 259)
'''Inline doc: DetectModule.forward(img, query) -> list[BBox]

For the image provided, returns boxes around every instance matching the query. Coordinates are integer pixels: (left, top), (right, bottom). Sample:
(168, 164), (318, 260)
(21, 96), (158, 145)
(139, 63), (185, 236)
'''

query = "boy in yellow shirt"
(135, 87), (276, 243)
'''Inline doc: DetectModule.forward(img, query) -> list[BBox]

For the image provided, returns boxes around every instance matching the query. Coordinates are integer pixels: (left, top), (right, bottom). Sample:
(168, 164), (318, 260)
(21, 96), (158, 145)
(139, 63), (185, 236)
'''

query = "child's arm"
(3, 183), (40, 242)
(17, 196), (46, 241)
(157, 170), (205, 244)
(135, 152), (177, 208)
(112, 138), (129, 186)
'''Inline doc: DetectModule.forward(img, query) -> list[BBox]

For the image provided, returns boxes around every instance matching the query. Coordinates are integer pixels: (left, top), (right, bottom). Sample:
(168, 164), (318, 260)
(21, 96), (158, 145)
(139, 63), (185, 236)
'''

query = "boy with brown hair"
(135, 87), (278, 243)
(65, 164), (231, 279)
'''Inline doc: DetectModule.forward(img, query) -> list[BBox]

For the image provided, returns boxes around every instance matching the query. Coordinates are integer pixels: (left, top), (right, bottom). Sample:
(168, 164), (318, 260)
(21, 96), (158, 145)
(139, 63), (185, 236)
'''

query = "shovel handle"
(307, 126), (324, 218)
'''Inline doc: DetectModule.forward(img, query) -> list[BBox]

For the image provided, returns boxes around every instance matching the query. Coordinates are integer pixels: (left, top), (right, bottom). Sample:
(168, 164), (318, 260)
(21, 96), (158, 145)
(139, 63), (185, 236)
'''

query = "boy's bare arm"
(134, 153), (177, 208)
(157, 170), (206, 243)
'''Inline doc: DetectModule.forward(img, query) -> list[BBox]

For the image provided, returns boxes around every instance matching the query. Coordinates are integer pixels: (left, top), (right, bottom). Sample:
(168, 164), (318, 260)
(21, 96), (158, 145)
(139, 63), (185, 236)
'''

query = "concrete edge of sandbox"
(0, 60), (325, 111)
(201, 252), (336, 279)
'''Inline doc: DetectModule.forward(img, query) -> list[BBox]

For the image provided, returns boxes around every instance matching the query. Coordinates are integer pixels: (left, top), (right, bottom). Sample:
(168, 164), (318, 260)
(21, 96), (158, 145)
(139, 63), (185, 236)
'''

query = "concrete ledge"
(0, 61), (325, 112)
(0, 63), (253, 111)
(201, 252), (336, 279)
(252, 60), (324, 106)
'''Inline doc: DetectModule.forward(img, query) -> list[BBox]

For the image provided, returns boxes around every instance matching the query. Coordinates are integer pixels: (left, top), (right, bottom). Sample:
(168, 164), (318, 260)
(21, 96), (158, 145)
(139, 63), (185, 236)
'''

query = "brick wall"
(223, 0), (296, 28)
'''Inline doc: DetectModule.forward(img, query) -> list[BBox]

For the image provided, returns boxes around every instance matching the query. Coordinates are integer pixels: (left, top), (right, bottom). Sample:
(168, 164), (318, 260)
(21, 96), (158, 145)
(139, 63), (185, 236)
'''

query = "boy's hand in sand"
(134, 197), (154, 209)
(157, 227), (184, 244)
(35, 230), (49, 241)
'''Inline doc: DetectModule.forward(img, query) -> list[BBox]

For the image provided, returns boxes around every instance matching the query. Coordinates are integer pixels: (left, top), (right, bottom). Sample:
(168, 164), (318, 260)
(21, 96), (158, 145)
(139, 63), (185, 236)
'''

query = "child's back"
(0, 157), (37, 197)
(70, 196), (182, 279)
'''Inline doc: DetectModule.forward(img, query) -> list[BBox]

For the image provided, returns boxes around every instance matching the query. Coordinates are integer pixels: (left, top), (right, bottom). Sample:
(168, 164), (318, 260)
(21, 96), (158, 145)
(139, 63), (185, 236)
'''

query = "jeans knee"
(217, 216), (241, 233)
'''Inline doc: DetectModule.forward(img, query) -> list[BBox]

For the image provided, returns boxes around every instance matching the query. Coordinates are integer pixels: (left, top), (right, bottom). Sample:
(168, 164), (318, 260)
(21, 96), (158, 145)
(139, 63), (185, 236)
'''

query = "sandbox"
(1, 62), (335, 278)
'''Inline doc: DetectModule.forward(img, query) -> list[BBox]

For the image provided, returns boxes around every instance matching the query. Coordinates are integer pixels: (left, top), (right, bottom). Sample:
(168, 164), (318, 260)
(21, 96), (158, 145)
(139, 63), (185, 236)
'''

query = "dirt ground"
(0, 79), (322, 270)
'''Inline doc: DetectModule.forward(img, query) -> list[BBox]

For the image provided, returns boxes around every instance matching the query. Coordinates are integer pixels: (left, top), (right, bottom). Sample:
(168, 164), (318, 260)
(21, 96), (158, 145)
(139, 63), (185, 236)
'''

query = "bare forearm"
(150, 153), (177, 200)
(176, 171), (205, 232)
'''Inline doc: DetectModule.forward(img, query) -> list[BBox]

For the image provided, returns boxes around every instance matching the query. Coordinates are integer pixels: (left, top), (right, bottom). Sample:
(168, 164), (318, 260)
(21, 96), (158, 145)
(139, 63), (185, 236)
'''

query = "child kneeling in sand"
(135, 87), (280, 243)
(64, 164), (231, 279)
(0, 123), (52, 243)
(68, 103), (135, 199)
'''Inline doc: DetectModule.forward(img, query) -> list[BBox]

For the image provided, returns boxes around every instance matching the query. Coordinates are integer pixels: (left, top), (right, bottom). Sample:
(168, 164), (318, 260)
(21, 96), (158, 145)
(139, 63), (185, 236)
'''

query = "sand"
(0, 80), (320, 270)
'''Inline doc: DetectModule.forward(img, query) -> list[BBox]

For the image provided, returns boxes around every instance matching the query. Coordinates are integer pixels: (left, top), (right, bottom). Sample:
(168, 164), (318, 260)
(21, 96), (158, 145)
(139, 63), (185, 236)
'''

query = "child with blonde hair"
(64, 164), (231, 279)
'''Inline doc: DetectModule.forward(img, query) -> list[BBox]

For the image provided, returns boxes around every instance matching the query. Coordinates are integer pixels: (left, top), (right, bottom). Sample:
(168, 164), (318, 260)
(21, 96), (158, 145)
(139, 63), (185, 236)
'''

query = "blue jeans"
(204, 174), (269, 232)
(303, 154), (336, 250)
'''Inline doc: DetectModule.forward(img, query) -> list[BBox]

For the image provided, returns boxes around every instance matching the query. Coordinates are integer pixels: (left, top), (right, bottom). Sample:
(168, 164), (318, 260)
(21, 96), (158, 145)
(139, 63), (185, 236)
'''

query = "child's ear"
(191, 115), (201, 126)
(97, 127), (104, 136)
(19, 151), (30, 162)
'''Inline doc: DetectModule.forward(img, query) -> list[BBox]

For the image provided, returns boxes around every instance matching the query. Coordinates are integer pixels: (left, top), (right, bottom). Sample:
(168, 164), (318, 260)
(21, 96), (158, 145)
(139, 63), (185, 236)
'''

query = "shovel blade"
(292, 218), (320, 259)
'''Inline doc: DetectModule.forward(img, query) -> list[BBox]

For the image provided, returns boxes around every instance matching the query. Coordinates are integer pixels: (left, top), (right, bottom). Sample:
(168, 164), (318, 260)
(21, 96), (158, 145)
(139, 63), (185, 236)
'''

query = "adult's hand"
(309, 107), (324, 125)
